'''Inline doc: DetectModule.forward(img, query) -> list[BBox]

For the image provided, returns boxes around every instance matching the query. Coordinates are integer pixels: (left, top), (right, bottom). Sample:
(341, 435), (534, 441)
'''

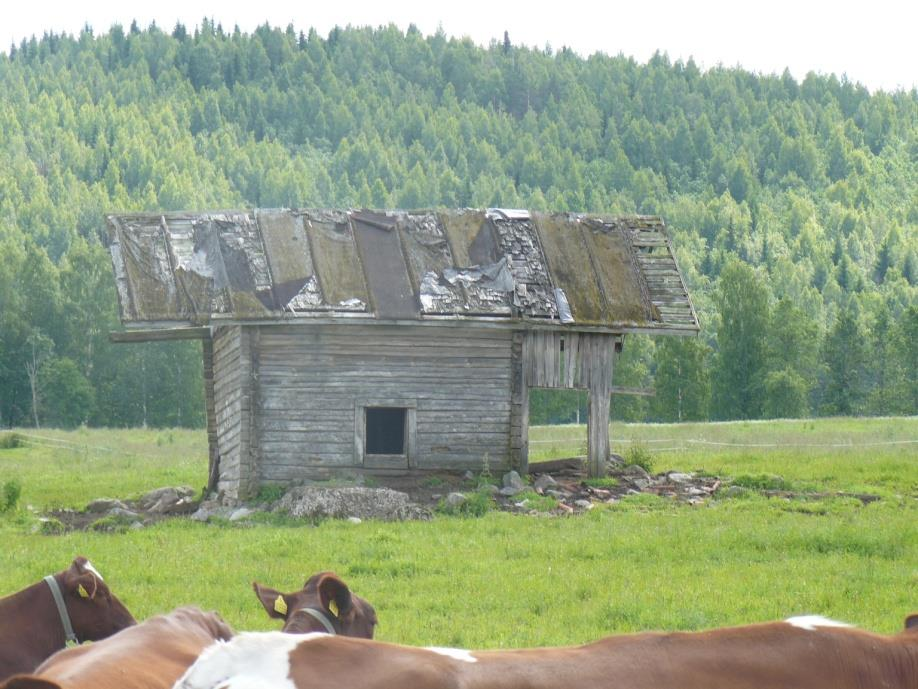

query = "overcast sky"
(3, 0), (916, 93)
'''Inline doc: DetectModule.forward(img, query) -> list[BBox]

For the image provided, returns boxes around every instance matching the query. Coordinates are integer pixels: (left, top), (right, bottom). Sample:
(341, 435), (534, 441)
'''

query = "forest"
(0, 20), (915, 428)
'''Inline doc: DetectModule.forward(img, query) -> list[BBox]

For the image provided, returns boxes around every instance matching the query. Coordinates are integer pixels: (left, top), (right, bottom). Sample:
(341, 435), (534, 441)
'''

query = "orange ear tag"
(274, 596), (288, 615)
(78, 584), (90, 599)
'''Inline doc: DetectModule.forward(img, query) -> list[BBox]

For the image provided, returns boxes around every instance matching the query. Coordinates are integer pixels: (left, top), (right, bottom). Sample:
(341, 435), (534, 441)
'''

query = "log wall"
(212, 325), (259, 499)
(211, 323), (615, 498)
(254, 324), (514, 486)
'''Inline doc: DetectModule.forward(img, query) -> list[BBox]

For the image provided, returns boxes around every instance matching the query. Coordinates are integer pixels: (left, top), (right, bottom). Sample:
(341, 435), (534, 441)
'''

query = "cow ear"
(905, 614), (918, 631)
(62, 566), (98, 600)
(0, 676), (64, 689)
(253, 582), (290, 620)
(317, 574), (352, 618)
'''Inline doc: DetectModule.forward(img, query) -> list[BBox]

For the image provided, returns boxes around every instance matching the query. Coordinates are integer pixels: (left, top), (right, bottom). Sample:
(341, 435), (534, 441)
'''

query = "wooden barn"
(106, 209), (698, 500)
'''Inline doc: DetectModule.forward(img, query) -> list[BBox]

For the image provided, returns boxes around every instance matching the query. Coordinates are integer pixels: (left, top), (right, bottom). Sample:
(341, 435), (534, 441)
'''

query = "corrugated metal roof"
(106, 209), (699, 334)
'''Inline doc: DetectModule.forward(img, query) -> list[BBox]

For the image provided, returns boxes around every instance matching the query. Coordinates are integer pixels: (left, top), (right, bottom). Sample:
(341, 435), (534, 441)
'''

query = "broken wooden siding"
(521, 331), (616, 476)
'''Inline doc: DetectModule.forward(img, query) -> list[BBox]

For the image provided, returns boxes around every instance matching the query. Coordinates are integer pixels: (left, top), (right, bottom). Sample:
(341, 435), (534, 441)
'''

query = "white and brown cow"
(253, 571), (377, 637)
(0, 557), (135, 682)
(0, 607), (232, 689)
(175, 614), (918, 689)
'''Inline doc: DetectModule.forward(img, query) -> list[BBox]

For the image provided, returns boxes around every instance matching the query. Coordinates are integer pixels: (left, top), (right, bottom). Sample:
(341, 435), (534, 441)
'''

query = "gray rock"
(620, 465), (652, 481)
(502, 470), (525, 492)
(668, 472), (694, 484)
(499, 486), (522, 497)
(686, 487), (706, 496)
(462, 470), (476, 482)
(445, 492), (467, 508)
(86, 498), (127, 513)
(140, 486), (197, 514)
(347, 517), (362, 524)
(189, 500), (234, 522)
(107, 507), (140, 520)
(608, 453), (626, 466)
(724, 485), (749, 498)
(130, 521), (145, 530)
(479, 484), (500, 496)
(533, 474), (557, 493)
(574, 499), (594, 510)
(229, 507), (255, 522)
(276, 486), (430, 521)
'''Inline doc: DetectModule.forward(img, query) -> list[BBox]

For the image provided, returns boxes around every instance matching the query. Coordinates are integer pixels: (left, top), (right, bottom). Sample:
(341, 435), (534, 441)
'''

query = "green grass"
(531, 417), (918, 495)
(1, 418), (916, 646)
(0, 428), (207, 510)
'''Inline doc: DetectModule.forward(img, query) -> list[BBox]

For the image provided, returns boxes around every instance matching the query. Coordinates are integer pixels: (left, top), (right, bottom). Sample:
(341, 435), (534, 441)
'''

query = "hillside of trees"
(0, 21), (915, 428)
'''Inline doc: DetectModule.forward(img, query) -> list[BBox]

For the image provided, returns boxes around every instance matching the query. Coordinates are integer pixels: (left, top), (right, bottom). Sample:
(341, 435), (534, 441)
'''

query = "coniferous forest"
(0, 21), (915, 429)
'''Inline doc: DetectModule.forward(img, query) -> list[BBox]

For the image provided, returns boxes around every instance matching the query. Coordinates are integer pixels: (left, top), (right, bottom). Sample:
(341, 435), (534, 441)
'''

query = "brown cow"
(0, 607), (232, 689)
(174, 614), (918, 689)
(0, 557), (135, 681)
(253, 571), (377, 637)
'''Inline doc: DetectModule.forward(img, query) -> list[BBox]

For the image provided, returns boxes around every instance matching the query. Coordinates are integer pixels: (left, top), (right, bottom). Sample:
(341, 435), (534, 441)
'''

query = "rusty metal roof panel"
(106, 209), (698, 333)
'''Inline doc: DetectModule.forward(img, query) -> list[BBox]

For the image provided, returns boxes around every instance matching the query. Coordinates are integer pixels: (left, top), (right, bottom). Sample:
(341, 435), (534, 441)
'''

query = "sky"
(3, 0), (916, 93)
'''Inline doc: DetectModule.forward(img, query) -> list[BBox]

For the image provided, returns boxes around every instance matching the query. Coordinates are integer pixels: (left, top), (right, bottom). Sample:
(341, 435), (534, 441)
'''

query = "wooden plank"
(587, 387), (611, 478)
(258, 429), (355, 443)
(110, 327), (210, 343)
(417, 431), (510, 443)
(565, 332), (579, 387)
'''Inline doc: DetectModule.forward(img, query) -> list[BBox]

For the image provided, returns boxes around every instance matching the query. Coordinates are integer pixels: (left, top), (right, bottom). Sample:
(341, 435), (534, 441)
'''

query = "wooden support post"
(511, 331), (529, 474)
(587, 388), (610, 477)
(585, 332), (614, 478)
(202, 334), (220, 493)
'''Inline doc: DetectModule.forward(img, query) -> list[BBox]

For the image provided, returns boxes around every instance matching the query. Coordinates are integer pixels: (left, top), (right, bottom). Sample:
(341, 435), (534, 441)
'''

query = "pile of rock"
(274, 486), (431, 522)
(79, 486), (198, 531)
(452, 463), (723, 515)
(56, 461), (726, 531)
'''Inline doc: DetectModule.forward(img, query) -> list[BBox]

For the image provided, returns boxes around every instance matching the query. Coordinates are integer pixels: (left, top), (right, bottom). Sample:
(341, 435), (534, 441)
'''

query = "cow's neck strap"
(43, 575), (79, 647)
(298, 607), (337, 635)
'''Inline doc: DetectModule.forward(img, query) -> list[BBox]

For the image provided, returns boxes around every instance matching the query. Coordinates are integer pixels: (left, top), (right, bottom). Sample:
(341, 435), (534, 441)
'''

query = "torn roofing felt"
(106, 209), (699, 333)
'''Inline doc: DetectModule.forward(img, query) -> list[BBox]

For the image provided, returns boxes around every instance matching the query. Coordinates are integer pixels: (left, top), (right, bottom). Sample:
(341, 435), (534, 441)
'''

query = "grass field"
(1, 418), (916, 646)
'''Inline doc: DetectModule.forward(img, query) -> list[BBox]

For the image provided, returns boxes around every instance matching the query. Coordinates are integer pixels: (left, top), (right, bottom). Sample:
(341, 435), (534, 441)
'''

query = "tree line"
(0, 21), (915, 428)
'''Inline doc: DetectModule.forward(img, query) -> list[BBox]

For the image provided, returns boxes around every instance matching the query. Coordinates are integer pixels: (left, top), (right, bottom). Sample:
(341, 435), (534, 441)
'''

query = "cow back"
(9, 608), (232, 689)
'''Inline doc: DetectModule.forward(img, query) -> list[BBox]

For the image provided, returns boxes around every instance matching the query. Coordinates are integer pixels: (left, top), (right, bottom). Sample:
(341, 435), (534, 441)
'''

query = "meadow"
(1, 418), (916, 647)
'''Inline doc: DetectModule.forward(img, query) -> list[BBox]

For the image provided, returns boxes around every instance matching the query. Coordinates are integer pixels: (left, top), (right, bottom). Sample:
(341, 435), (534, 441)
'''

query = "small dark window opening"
(365, 407), (407, 455)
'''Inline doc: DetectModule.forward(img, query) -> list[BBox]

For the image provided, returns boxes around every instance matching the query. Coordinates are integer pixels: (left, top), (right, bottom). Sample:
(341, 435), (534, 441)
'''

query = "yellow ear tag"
(274, 596), (288, 615)
(78, 584), (90, 599)
(329, 600), (339, 617)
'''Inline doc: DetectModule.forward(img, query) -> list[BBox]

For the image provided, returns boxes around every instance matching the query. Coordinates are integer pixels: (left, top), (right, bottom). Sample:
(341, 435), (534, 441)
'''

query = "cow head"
(59, 557), (136, 642)
(253, 571), (377, 637)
